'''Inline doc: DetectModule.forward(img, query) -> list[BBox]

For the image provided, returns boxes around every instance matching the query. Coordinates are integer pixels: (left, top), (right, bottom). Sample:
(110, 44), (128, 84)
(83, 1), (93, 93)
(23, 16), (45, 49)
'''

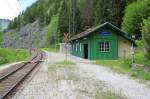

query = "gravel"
(12, 51), (150, 99)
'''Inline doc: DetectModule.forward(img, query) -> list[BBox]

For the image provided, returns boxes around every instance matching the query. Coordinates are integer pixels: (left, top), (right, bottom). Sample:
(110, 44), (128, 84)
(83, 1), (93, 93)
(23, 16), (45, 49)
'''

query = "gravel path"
(12, 52), (150, 99)
(69, 55), (150, 99)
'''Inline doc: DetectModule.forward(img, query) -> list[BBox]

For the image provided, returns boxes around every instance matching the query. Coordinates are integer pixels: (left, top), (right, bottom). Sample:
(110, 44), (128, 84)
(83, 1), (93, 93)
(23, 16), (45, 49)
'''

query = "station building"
(70, 22), (135, 60)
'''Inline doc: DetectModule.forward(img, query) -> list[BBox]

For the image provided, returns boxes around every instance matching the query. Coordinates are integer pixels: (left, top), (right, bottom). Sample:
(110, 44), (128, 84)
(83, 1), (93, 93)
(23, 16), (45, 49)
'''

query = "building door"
(84, 44), (88, 59)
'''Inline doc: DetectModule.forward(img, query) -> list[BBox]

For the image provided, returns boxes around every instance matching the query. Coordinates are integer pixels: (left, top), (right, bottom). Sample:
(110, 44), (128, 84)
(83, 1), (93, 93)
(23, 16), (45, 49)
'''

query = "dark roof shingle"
(71, 22), (134, 43)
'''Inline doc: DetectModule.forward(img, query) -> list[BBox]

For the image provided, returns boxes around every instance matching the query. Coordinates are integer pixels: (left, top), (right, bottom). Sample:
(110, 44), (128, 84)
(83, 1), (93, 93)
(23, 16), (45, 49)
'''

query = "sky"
(0, 0), (37, 20)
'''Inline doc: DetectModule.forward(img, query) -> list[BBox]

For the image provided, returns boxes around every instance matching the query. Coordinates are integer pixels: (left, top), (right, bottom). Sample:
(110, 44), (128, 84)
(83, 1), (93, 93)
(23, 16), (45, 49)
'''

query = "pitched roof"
(71, 22), (134, 43)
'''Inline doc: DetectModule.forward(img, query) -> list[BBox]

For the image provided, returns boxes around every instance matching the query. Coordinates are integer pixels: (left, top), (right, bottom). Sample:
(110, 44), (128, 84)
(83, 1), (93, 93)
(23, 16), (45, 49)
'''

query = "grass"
(96, 51), (150, 80)
(48, 60), (75, 70)
(48, 60), (77, 81)
(48, 60), (126, 99)
(0, 48), (31, 65)
(95, 90), (126, 99)
(42, 47), (58, 52)
(54, 60), (75, 65)
(96, 60), (130, 74)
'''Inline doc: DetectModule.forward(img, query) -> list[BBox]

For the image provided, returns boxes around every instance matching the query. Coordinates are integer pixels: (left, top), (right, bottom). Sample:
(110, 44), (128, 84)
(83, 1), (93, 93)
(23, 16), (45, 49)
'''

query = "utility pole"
(69, 0), (71, 36)
(71, 0), (77, 36)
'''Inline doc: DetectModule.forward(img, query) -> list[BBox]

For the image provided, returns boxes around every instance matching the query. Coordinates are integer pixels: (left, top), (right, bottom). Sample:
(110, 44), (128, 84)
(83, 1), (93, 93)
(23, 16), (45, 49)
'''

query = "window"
(80, 43), (82, 52)
(72, 44), (74, 50)
(76, 43), (78, 51)
(99, 41), (110, 52)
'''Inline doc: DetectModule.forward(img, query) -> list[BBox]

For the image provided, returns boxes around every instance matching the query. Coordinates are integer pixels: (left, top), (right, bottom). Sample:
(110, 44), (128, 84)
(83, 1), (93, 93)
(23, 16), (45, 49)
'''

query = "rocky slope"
(2, 21), (48, 48)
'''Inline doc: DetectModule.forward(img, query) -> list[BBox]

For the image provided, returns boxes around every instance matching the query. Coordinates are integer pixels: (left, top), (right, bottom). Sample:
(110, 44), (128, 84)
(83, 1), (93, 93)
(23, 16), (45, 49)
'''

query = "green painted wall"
(71, 25), (118, 60)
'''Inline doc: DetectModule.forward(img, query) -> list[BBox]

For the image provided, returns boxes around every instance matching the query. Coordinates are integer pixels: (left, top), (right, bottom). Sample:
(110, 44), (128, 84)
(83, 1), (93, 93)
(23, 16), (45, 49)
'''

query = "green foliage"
(8, 0), (134, 35)
(96, 50), (150, 80)
(0, 32), (3, 45)
(6, 0), (137, 48)
(54, 60), (75, 66)
(42, 47), (58, 53)
(8, 0), (63, 29)
(58, 0), (69, 41)
(130, 68), (150, 80)
(96, 60), (130, 74)
(95, 90), (126, 99)
(0, 48), (31, 65)
(136, 40), (144, 50)
(122, 0), (150, 39)
(142, 18), (150, 59)
(93, 0), (130, 28)
(45, 15), (59, 46)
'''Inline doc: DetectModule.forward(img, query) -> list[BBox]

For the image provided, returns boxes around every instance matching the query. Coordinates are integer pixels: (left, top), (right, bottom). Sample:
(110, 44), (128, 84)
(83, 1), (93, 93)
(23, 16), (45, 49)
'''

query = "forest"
(6, 0), (150, 59)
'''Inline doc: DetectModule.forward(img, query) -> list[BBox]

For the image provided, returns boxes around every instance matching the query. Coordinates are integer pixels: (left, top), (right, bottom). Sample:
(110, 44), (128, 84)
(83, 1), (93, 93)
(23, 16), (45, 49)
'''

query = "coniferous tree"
(58, 0), (69, 42)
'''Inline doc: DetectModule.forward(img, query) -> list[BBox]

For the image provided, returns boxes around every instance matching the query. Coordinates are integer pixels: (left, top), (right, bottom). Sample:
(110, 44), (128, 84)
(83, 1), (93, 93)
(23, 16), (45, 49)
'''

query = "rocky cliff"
(2, 21), (48, 48)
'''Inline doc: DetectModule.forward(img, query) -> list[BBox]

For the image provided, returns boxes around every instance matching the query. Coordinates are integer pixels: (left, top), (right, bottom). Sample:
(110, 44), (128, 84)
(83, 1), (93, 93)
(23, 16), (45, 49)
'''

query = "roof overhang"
(70, 22), (135, 45)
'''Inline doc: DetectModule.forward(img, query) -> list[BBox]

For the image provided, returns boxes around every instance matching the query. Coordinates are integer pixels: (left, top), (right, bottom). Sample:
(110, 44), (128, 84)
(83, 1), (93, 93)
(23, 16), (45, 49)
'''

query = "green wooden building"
(70, 22), (134, 60)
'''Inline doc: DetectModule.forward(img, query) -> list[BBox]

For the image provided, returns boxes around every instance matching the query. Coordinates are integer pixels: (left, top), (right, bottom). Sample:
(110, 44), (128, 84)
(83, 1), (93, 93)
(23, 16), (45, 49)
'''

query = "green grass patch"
(48, 60), (77, 81)
(96, 60), (130, 74)
(49, 60), (75, 70)
(95, 90), (126, 99)
(0, 48), (31, 65)
(134, 51), (150, 67)
(96, 51), (150, 80)
(56, 60), (76, 65)
(42, 47), (58, 52)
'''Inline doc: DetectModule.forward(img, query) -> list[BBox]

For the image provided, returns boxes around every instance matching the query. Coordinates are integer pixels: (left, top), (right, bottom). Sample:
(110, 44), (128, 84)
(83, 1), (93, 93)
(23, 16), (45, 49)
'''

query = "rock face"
(0, 19), (10, 30)
(2, 21), (48, 48)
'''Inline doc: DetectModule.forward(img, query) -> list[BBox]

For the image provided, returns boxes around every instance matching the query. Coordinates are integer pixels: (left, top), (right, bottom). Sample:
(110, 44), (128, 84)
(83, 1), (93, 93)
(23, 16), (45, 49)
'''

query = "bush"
(45, 15), (59, 46)
(130, 68), (150, 80)
(0, 48), (31, 65)
(122, 0), (150, 38)
(0, 56), (8, 64)
(142, 18), (150, 60)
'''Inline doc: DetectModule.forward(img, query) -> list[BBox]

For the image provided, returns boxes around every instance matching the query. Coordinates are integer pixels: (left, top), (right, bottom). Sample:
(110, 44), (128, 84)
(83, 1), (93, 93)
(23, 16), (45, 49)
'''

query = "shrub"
(142, 18), (150, 60)
(122, 0), (150, 39)
(0, 48), (30, 65)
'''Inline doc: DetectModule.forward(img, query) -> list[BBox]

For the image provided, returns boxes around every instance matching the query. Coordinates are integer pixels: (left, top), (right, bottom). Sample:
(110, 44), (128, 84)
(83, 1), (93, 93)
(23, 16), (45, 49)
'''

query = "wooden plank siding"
(70, 22), (134, 60)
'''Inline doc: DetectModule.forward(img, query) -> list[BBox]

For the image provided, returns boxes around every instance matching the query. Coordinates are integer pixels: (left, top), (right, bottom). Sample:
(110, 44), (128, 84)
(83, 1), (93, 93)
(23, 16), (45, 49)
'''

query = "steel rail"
(0, 51), (44, 99)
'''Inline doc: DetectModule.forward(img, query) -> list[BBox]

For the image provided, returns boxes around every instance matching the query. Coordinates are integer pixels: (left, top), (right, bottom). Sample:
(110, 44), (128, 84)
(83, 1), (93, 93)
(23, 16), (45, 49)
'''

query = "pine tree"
(58, 0), (69, 42)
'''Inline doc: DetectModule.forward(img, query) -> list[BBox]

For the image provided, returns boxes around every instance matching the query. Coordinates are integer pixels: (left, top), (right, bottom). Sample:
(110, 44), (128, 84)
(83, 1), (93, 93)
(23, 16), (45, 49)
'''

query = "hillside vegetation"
(0, 0), (150, 61)
(0, 48), (31, 65)
(3, 0), (135, 48)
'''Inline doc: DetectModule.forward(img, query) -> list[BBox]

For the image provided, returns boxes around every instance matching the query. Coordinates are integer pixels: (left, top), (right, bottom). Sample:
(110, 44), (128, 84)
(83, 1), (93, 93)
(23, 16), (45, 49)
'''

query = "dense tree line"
(122, 0), (150, 59)
(8, 0), (135, 34)
(122, 0), (150, 39)
(8, 0), (61, 29)
(8, 0), (150, 58)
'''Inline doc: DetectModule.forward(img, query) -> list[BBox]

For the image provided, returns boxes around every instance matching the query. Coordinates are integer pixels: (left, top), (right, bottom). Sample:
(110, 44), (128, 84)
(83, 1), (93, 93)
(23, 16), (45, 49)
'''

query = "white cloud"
(0, 0), (22, 20)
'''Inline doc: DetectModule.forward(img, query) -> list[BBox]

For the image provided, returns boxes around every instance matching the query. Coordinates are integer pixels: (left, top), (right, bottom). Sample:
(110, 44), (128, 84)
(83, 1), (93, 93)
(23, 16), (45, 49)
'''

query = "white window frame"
(99, 41), (110, 52)
(76, 43), (78, 51)
(80, 43), (82, 52)
(72, 44), (74, 50)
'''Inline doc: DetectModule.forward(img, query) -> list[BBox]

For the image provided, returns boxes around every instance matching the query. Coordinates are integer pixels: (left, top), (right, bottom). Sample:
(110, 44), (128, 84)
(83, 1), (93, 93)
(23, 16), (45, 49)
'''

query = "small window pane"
(99, 41), (110, 52)
(76, 43), (78, 51)
(80, 43), (82, 52)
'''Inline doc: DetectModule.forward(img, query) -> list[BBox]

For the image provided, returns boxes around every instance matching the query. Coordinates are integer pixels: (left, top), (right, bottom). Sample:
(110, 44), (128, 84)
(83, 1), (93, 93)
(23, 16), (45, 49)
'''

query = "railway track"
(0, 50), (45, 99)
